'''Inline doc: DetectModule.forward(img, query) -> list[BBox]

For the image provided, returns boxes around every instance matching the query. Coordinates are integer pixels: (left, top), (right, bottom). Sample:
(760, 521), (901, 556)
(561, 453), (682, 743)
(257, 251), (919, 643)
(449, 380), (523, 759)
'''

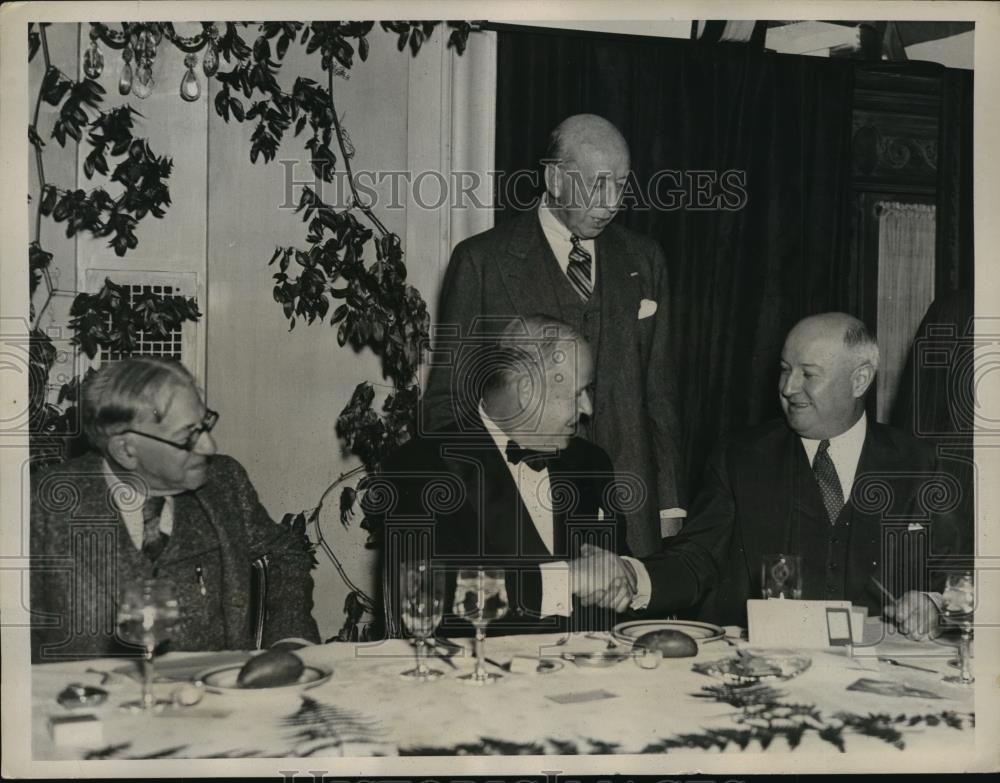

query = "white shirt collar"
(478, 402), (513, 455)
(537, 196), (596, 284)
(102, 460), (175, 548)
(799, 413), (868, 502)
(538, 195), (575, 242)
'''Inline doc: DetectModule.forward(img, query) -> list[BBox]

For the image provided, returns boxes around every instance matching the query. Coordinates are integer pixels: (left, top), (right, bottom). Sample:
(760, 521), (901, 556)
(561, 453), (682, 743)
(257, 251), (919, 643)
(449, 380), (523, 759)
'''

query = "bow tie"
(505, 441), (558, 471)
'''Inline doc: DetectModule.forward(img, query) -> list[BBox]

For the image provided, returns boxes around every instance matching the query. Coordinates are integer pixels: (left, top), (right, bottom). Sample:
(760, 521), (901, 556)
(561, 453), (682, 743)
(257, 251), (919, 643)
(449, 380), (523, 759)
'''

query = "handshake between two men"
(565, 543), (949, 643)
(568, 543), (644, 614)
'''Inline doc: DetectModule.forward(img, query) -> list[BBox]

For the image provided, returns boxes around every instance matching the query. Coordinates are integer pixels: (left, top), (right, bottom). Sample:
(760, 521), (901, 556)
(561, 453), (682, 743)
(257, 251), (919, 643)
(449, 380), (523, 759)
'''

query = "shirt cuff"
(622, 556), (651, 610)
(659, 508), (686, 538)
(539, 561), (572, 617)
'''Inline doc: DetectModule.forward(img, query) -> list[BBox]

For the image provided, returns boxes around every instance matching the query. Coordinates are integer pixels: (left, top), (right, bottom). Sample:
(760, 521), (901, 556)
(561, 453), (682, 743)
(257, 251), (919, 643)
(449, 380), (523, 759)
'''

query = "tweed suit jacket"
(642, 419), (966, 627)
(423, 210), (684, 557)
(366, 424), (632, 637)
(30, 452), (320, 662)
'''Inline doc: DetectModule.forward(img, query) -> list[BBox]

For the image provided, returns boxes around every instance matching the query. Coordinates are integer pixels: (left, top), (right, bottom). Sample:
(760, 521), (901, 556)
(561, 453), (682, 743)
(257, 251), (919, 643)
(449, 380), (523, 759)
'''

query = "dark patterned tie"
(567, 235), (593, 301)
(141, 495), (169, 562)
(813, 439), (844, 524)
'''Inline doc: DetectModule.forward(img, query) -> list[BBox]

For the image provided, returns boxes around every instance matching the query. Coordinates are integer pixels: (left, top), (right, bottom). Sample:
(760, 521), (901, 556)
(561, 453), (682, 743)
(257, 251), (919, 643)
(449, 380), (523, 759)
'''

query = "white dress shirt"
(538, 198), (597, 288)
(103, 461), (174, 550)
(537, 200), (685, 532)
(799, 413), (868, 503)
(479, 405), (650, 615)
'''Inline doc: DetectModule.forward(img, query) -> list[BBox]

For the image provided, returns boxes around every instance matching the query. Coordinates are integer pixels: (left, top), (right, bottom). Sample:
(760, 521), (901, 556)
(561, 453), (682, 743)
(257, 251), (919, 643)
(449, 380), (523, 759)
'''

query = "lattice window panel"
(99, 283), (188, 363)
(82, 268), (202, 384)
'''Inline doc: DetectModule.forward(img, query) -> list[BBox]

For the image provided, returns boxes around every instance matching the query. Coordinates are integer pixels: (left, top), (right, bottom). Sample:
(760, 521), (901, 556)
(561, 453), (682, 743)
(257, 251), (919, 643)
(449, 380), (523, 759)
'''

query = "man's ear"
(106, 432), (139, 469)
(543, 162), (561, 200)
(851, 363), (876, 399)
(515, 373), (533, 412)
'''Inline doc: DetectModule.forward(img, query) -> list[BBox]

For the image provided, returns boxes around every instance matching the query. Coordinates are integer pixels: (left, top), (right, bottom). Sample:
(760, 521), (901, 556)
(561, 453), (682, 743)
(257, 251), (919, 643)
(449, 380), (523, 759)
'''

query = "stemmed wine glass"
(453, 568), (509, 684)
(117, 578), (180, 711)
(941, 571), (975, 686)
(399, 560), (447, 681)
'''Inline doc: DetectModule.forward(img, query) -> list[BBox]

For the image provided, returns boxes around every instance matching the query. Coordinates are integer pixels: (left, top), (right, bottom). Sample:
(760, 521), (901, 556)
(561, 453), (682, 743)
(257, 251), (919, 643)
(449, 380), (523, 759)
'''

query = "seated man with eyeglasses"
(30, 357), (320, 662)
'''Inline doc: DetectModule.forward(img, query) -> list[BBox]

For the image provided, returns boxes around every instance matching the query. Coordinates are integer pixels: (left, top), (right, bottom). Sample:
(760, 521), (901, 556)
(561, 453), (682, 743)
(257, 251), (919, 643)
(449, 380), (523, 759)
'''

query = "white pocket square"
(907, 522), (926, 532)
(638, 299), (657, 319)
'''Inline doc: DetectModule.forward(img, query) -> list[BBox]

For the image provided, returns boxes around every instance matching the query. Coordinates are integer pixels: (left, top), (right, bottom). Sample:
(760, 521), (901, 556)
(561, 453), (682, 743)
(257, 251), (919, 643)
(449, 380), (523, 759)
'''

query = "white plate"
(196, 663), (332, 695)
(612, 619), (726, 645)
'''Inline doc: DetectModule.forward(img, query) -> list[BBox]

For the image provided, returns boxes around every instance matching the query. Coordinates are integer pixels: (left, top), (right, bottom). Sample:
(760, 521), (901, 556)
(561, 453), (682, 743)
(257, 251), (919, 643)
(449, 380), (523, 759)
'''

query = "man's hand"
(569, 543), (636, 613)
(884, 591), (941, 641)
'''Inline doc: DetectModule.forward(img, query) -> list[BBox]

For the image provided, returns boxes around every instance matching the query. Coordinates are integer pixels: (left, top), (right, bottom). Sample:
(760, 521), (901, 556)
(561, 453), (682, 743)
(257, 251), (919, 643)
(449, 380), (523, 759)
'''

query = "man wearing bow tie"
(423, 113), (685, 558)
(371, 316), (649, 636)
(30, 357), (320, 661)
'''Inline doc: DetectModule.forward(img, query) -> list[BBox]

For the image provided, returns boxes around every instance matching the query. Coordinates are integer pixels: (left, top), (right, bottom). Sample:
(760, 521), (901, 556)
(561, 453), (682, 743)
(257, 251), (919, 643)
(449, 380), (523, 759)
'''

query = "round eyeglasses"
(123, 409), (219, 452)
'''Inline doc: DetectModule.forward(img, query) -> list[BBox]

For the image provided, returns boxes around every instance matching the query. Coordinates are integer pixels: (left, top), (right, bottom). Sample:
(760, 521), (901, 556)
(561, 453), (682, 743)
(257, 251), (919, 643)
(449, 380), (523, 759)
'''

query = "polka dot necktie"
(567, 235), (593, 301)
(813, 439), (844, 525)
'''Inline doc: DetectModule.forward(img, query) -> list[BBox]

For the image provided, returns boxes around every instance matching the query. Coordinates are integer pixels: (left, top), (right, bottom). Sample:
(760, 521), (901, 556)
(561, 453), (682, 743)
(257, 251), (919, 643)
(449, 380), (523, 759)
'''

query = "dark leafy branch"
(68, 278), (201, 360)
(28, 24), (194, 469)
(27, 21), (479, 621)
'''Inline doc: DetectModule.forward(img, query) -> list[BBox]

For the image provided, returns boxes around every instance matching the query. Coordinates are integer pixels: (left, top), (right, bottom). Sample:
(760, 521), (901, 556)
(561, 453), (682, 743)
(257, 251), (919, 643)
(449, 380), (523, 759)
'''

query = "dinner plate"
(196, 663), (332, 695)
(612, 619), (726, 645)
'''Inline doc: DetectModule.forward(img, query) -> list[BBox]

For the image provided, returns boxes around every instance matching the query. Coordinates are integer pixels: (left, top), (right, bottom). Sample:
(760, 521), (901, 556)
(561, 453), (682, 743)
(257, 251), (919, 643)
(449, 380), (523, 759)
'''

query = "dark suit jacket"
(365, 424), (632, 636)
(422, 210), (683, 556)
(643, 419), (965, 626)
(30, 452), (320, 662)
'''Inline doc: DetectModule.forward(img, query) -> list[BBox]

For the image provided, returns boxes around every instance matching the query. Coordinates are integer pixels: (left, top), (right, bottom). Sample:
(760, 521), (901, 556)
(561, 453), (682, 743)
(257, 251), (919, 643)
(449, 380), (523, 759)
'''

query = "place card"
(546, 689), (618, 705)
(747, 599), (865, 648)
(48, 714), (103, 748)
(847, 678), (943, 700)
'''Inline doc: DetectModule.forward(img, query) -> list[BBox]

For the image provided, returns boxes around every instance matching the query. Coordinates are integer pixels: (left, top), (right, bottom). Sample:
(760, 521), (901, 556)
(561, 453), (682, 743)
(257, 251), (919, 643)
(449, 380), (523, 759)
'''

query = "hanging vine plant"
(28, 22), (198, 468)
(30, 20), (480, 634)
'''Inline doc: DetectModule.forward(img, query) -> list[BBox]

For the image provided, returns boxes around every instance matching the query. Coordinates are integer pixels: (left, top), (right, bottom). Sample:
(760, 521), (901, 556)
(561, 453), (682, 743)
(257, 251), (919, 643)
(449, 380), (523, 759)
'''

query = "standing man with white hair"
(424, 113), (685, 557)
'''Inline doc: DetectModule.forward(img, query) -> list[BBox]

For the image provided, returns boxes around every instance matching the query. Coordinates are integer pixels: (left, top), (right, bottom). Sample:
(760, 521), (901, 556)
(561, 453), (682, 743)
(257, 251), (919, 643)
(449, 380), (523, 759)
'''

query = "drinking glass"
(453, 568), (509, 684)
(117, 578), (180, 711)
(941, 571), (975, 686)
(399, 560), (447, 681)
(761, 553), (803, 599)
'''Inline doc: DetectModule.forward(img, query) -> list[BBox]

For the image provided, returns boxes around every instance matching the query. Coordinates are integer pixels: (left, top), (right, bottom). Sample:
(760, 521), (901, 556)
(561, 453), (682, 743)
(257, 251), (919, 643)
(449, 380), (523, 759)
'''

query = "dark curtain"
(936, 67), (974, 293)
(495, 27), (856, 494)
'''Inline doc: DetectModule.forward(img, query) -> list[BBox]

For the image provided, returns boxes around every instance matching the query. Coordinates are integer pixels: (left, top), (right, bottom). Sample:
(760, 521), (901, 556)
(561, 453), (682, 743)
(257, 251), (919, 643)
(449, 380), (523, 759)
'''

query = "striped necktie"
(567, 235), (593, 301)
(141, 495), (169, 562)
(813, 439), (844, 524)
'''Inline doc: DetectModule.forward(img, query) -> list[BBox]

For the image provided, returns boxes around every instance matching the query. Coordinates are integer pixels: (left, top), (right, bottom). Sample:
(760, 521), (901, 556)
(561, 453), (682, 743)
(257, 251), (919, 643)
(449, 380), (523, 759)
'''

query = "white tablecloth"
(32, 621), (975, 759)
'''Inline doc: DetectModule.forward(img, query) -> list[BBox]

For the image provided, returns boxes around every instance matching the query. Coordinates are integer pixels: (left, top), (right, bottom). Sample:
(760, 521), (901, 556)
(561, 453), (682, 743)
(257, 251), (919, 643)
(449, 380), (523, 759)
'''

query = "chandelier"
(84, 22), (220, 102)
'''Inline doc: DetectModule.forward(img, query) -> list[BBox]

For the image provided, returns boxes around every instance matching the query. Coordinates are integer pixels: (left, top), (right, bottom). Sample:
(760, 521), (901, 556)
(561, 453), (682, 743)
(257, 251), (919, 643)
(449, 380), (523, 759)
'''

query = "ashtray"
(57, 683), (108, 709)
(561, 650), (630, 668)
(692, 650), (811, 684)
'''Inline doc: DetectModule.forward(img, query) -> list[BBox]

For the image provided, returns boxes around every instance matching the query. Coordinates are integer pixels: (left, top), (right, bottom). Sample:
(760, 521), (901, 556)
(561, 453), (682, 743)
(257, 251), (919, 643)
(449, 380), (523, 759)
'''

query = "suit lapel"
(738, 428), (823, 577)
(498, 212), (566, 318)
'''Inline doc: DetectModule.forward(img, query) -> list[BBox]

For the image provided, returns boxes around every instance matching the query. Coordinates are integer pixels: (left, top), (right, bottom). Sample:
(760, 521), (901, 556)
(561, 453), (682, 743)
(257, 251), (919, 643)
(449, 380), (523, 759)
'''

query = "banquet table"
(31, 619), (975, 759)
